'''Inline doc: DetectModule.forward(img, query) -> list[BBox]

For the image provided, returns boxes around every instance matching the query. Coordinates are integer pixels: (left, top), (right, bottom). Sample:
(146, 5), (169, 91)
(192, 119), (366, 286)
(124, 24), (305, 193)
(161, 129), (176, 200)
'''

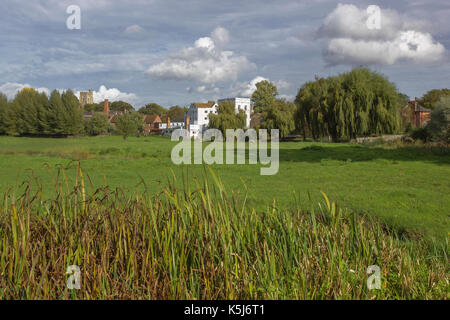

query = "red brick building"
(144, 114), (162, 135)
(401, 99), (431, 128)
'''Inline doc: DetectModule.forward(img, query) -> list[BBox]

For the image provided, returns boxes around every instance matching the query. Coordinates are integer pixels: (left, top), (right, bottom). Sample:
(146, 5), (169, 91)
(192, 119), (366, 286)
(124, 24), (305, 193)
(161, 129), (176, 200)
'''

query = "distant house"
(184, 98), (252, 138)
(401, 99), (431, 128)
(144, 114), (162, 135)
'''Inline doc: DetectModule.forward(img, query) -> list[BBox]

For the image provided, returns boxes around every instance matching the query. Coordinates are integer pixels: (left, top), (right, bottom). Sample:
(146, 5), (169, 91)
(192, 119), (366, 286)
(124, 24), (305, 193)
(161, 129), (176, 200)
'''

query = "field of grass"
(0, 135), (448, 241)
(0, 165), (448, 299)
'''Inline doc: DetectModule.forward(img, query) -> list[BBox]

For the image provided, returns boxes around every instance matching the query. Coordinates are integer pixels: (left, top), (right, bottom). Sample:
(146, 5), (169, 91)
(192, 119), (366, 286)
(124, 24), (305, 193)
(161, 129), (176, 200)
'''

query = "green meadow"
(0, 135), (448, 241)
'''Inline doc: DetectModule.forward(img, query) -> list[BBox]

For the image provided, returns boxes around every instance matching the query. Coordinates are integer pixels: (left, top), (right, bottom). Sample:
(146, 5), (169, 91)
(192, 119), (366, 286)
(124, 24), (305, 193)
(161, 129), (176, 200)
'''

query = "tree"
(295, 68), (402, 142)
(110, 101), (134, 112)
(115, 110), (144, 140)
(12, 88), (48, 136)
(60, 89), (84, 136)
(167, 105), (187, 121)
(261, 99), (296, 138)
(0, 93), (8, 135)
(138, 103), (167, 115)
(84, 103), (103, 113)
(427, 96), (450, 143)
(85, 112), (110, 136)
(251, 80), (278, 113)
(398, 93), (410, 108)
(209, 101), (246, 134)
(419, 89), (450, 110)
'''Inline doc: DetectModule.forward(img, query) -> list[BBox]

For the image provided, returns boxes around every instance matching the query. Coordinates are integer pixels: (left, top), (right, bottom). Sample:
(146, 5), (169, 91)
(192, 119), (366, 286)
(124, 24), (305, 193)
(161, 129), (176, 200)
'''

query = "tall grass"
(0, 164), (448, 299)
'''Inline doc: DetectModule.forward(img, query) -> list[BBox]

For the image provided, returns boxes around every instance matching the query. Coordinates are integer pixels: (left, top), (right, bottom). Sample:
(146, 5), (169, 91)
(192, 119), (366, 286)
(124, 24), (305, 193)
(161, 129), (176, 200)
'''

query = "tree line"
(0, 89), (84, 136)
(1, 68), (448, 141)
(209, 67), (448, 142)
(0, 88), (189, 138)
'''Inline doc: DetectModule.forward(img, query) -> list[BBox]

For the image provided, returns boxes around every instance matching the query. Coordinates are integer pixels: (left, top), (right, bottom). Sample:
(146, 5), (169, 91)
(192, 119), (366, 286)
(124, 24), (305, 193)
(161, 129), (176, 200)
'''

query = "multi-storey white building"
(184, 98), (251, 138)
(185, 101), (218, 138)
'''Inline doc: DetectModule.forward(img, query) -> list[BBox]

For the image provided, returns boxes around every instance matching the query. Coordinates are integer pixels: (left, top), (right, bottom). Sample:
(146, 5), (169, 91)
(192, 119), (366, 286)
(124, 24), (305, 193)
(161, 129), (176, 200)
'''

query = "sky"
(0, 0), (449, 108)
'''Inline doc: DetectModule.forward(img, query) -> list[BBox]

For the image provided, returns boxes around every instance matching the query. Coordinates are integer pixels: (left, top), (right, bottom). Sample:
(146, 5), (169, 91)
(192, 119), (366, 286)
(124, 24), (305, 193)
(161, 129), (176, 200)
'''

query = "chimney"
(104, 99), (109, 116)
(167, 117), (171, 128)
(185, 116), (190, 136)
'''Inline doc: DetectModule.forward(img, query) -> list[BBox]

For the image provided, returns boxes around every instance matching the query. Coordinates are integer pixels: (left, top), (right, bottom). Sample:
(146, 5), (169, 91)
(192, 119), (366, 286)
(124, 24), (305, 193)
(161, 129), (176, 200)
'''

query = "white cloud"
(275, 80), (292, 90)
(230, 76), (291, 97)
(123, 24), (144, 35)
(318, 4), (446, 65)
(76, 85), (138, 104)
(0, 82), (50, 100)
(146, 27), (255, 83)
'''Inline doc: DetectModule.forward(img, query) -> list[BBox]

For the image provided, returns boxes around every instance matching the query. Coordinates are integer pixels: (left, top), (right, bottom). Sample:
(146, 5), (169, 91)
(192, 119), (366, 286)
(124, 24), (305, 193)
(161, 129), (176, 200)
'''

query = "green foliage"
(209, 101), (246, 134)
(60, 90), (84, 136)
(0, 93), (8, 135)
(261, 99), (296, 138)
(251, 80), (278, 113)
(295, 68), (402, 142)
(166, 105), (187, 121)
(427, 96), (450, 143)
(115, 110), (144, 140)
(410, 127), (430, 142)
(84, 103), (103, 113)
(110, 100), (134, 112)
(419, 88), (450, 110)
(138, 103), (167, 115)
(0, 89), (84, 137)
(85, 112), (111, 136)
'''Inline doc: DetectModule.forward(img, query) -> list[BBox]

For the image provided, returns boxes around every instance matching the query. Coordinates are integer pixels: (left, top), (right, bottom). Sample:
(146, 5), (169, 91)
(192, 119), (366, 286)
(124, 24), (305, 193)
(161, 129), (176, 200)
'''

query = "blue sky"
(1, 0), (449, 108)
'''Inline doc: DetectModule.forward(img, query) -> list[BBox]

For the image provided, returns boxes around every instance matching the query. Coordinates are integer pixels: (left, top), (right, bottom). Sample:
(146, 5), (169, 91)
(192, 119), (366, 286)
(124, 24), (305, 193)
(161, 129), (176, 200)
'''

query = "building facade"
(401, 99), (431, 128)
(79, 90), (94, 109)
(184, 98), (251, 138)
(184, 101), (218, 138)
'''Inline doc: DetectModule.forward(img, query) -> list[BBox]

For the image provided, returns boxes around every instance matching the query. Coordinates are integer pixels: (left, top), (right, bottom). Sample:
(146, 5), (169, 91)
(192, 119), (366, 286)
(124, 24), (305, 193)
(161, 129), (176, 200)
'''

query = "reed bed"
(0, 164), (448, 299)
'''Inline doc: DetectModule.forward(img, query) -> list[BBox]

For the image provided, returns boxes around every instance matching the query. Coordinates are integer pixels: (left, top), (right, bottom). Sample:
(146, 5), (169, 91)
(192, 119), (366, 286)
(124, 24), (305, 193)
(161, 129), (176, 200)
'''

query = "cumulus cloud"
(318, 4), (446, 65)
(0, 82), (50, 100)
(230, 76), (291, 97)
(76, 85), (138, 104)
(146, 27), (255, 83)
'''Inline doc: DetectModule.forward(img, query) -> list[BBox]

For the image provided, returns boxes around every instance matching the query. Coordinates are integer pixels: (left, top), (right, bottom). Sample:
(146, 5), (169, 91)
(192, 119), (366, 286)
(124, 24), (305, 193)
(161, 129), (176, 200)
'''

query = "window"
(205, 117), (208, 120)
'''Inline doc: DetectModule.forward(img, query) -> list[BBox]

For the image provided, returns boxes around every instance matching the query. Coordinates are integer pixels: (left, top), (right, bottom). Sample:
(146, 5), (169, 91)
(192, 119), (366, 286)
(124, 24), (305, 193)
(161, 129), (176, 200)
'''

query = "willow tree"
(295, 68), (403, 142)
(209, 101), (246, 135)
(261, 99), (296, 138)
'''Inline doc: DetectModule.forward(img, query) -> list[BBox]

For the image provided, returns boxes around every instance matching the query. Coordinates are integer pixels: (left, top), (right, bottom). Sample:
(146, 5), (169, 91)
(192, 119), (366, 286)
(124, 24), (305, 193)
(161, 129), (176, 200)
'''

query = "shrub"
(410, 127), (430, 142)
(427, 97), (450, 144)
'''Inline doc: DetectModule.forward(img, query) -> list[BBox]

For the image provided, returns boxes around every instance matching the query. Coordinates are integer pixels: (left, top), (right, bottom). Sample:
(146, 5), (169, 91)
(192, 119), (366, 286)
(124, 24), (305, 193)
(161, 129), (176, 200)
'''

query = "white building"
(185, 101), (218, 138)
(184, 98), (251, 138)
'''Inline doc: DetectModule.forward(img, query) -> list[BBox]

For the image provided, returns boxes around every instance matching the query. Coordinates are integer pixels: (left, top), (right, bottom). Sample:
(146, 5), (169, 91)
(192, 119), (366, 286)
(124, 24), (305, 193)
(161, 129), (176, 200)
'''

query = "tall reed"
(0, 164), (448, 299)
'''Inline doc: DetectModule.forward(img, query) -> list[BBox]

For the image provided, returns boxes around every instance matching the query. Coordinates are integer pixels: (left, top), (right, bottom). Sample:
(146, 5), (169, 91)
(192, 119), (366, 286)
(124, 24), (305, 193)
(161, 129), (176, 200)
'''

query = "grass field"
(0, 135), (448, 299)
(0, 135), (448, 241)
